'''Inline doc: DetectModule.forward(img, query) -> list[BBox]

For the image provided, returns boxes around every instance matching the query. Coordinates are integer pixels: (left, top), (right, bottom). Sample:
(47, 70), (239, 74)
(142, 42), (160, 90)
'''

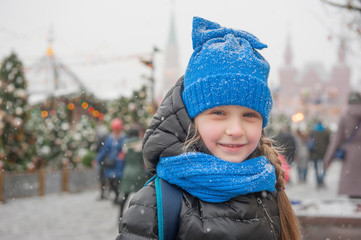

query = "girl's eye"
(244, 112), (258, 118)
(211, 110), (225, 116)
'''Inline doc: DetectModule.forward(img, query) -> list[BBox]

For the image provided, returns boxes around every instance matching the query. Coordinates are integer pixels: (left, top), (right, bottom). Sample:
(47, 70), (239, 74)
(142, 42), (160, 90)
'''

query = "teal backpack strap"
(146, 175), (182, 240)
(155, 176), (165, 240)
(144, 174), (157, 186)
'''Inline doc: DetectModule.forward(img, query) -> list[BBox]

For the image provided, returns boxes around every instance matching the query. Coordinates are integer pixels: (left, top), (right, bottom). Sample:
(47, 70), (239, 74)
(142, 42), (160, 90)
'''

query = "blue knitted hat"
(182, 17), (273, 127)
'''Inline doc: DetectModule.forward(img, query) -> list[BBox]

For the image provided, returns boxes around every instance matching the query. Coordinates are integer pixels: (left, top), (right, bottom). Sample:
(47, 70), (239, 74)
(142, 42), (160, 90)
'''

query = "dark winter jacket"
(116, 77), (281, 240)
(119, 137), (148, 194)
(309, 124), (330, 160)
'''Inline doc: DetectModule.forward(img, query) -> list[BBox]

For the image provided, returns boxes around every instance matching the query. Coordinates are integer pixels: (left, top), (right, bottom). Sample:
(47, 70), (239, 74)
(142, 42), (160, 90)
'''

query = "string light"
(93, 110), (99, 117)
(88, 106), (94, 114)
(68, 103), (75, 110)
(41, 111), (48, 118)
(81, 102), (89, 109)
(41, 101), (104, 119)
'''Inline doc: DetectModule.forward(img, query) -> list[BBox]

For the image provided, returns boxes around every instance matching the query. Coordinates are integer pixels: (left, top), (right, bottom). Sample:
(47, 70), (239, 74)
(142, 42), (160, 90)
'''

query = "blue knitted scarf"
(157, 152), (276, 203)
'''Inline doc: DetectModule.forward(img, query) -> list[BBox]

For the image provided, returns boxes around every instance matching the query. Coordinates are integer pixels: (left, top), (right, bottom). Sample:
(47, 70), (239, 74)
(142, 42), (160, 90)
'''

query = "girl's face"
(194, 105), (263, 163)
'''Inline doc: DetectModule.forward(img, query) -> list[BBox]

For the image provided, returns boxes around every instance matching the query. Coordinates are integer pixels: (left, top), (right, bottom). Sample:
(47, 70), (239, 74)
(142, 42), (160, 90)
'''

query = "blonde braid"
(258, 135), (301, 240)
(257, 136), (285, 191)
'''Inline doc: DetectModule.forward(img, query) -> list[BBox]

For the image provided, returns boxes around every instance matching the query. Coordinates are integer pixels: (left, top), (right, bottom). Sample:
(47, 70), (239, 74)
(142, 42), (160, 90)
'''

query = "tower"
(159, 2), (181, 101)
(277, 35), (298, 116)
(329, 38), (351, 106)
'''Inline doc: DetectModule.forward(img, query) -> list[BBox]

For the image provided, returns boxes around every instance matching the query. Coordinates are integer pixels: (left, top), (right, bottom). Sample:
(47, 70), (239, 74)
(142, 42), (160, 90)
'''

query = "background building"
(275, 37), (351, 127)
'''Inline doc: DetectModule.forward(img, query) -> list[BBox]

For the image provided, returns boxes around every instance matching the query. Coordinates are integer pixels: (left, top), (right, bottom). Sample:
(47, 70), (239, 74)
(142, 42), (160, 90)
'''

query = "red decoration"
(88, 106), (94, 114)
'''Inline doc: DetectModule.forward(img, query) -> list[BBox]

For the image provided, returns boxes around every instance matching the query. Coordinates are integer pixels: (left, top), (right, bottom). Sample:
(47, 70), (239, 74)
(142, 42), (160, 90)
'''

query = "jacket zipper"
(256, 197), (277, 240)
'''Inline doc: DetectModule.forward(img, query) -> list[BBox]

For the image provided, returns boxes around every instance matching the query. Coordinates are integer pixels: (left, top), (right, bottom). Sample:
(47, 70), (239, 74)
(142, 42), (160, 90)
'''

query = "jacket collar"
(143, 76), (193, 174)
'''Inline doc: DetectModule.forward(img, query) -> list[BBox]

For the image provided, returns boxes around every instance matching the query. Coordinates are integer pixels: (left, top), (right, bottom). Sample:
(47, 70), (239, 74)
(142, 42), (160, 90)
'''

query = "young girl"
(116, 17), (300, 240)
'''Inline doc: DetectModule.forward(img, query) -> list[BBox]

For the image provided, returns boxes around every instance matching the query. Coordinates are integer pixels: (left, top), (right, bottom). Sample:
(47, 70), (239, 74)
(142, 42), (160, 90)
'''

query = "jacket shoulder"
(117, 183), (158, 240)
(142, 76), (193, 174)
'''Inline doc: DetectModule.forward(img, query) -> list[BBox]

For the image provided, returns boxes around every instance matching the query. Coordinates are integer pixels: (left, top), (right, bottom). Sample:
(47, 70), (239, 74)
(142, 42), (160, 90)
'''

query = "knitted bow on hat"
(191, 16), (267, 50)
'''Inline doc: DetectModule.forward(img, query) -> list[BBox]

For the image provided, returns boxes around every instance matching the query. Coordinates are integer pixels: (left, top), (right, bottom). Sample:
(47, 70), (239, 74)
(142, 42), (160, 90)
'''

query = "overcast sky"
(1, 0), (359, 101)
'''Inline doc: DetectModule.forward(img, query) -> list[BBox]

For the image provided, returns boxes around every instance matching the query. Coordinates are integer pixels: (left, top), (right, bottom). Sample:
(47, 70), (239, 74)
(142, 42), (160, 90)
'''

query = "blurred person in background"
(308, 121), (330, 188)
(94, 118), (109, 199)
(293, 129), (310, 183)
(96, 118), (127, 203)
(95, 118), (108, 153)
(273, 125), (297, 164)
(324, 92), (361, 198)
(118, 124), (148, 218)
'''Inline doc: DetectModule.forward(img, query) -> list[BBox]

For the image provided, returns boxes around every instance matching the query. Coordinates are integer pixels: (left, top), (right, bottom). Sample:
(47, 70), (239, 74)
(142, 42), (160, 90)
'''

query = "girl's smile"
(194, 105), (263, 163)
(218, 143), (245, 152)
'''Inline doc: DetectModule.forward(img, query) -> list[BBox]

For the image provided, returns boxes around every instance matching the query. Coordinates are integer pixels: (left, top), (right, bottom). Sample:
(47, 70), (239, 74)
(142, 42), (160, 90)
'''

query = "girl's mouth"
(219, 143), (244, 152)
(220, 144), (241, 147)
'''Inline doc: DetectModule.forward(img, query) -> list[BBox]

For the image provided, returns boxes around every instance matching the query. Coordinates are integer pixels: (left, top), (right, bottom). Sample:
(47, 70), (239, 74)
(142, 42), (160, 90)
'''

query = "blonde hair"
(184, 124), (301, 240)
(183, 123), (202, 152)
(257, 136), (301, 240)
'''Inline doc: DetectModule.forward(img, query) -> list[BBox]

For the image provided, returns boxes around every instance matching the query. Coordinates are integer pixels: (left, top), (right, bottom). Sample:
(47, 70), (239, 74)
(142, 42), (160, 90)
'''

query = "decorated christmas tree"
(107, 85), (153, 130)
(0, 54), (153, 171)
(73, 114), (97, 167)
(26, 100), (70, 169)
(0, 52), (34, 171)
(26, 97), (98, 169)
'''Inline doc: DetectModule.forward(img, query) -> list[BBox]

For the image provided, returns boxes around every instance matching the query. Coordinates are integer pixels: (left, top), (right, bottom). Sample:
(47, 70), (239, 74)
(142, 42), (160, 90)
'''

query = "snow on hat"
(182, 17), (273, 127)
(110, 118), (123, 131)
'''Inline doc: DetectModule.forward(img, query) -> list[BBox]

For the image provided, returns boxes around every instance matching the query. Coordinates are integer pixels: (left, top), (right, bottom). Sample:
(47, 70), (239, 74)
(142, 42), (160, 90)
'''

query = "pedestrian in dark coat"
(94, 119), (109, 200)
(116, 17), (300, 240)
(294, 129), (310, 183)
(309, 121), (330, 188)
(324, 92), (361, 198)
(118, 126), (147, 217)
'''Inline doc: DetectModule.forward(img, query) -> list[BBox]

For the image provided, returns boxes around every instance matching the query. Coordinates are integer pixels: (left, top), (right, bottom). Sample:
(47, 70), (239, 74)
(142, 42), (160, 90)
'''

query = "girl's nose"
(225, 118), (244, 137)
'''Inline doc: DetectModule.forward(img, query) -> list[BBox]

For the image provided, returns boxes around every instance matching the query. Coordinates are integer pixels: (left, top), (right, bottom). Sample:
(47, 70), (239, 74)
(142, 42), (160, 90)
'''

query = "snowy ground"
(286, 160), (361, 218)
(0, 160), (360, 240)
(0, 189), (120, 240)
